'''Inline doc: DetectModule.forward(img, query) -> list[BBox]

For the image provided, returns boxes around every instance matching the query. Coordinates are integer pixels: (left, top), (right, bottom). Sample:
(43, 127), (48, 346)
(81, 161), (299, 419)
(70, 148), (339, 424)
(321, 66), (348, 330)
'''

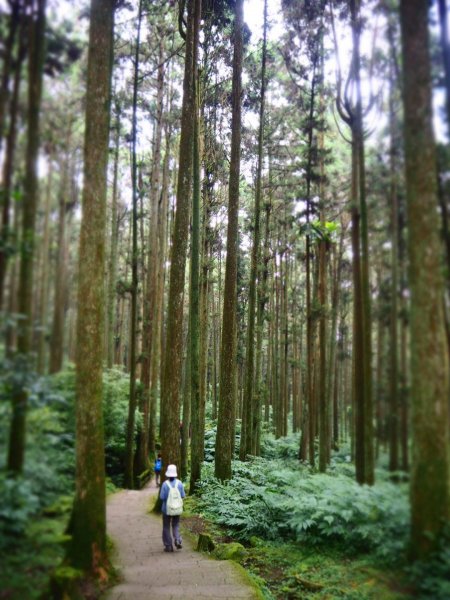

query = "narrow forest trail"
(104, 482), (259, 600)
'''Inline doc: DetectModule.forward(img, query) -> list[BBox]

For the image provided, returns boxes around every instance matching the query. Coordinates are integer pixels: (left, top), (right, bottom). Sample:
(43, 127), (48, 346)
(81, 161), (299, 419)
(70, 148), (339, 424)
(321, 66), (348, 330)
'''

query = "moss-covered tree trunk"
(400, 0), (450, 559)
(7, 0), (46, 474)
(67, 0), (114, 571)
(215, 0), (243, 481)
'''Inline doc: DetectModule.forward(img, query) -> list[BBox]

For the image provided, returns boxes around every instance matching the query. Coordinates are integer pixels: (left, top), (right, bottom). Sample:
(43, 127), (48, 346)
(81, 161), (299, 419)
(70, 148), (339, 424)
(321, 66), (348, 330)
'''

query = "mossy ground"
(182, 496), (416, 600)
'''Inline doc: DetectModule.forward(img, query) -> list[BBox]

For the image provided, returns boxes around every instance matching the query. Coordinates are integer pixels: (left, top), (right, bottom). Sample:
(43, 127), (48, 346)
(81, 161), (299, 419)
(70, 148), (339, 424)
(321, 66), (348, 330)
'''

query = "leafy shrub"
(274, 471), (409, 557)
(260, 432), (301, 460)
(0, 474), (40, 545)
(195, 457), (410, 560)
(196, 461), (281, 541)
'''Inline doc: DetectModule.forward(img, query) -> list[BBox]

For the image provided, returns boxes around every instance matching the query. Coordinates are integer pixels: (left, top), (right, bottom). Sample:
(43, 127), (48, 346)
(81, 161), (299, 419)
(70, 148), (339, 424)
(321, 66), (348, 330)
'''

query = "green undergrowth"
(0, 496), (70, 600)
(0, 365), (125, 599)
(184, 493), (414, 600)
(187, 432), (450, 599)
(195, 456), (410, 560)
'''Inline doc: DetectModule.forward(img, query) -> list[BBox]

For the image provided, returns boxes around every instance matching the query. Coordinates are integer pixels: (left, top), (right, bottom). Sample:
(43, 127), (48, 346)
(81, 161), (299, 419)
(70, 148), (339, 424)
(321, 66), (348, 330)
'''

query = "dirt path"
(104, 482), (259, 600)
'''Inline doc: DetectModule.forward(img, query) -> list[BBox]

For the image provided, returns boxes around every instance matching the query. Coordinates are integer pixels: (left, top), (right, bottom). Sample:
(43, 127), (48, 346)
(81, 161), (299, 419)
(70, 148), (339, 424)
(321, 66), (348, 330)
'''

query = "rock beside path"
(104, 483), (259, 600)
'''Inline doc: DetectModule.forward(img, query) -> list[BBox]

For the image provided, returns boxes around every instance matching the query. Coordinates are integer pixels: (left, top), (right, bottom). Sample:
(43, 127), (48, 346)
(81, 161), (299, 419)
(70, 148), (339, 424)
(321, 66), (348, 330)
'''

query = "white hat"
(165, 464), (177, 478)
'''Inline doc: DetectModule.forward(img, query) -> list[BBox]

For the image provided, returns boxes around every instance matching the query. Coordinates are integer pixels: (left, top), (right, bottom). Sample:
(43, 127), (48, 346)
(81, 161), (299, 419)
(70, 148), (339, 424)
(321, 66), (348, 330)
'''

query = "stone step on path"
(104, 482), (259, 600)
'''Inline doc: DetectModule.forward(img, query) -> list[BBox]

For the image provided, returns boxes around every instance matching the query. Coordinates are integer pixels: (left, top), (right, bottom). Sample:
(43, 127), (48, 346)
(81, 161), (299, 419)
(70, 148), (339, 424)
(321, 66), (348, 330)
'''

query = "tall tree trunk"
(106, 106), (121, 369)
(254, 198), (272, 455)
(37, 157), (53, 374)
(124, 0), (143, 489)
(49, 146), (71, 374)
(137, 44), (166, 476)
(388, 59), (399, 472)
(67, 0), (114, 571)
(242, 0), (267, 458)
(149, 124), (172, 456)
(0, 28), (25, 310)
(400, 0), (450, 559)
(215, 0), (243, 481)
(0, 0), (21, 152)
(189, 0), (202, 492)
(161, 0), (197, 474)
(7, 0), (46, 474)
(350, 0), (374, 485)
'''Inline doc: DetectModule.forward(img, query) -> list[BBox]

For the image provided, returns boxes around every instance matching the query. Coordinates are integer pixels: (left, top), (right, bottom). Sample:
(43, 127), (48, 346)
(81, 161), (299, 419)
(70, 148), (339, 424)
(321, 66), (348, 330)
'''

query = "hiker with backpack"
(160, 464), (185, 553)
(154, 453), (162, 486)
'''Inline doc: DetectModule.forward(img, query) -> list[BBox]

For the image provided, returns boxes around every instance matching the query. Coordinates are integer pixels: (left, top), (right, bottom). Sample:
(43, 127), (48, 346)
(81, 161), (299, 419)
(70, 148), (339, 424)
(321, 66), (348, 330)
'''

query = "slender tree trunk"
(189, 0), (202, 492)
(7, 0), (46, 474)
(137, 46), (165, 475)
(242, 0), (267, 458)
(215, 0), (243, 481)
(37, 158), (53, 374)
(181, 324), (191, 480)
(0, 28), (25, 310)
(67, 0), (114, 571)
(400, 0), (450, 559)
(149, 125), (172, 456)
(350, 137), (366, 484)
(107, 107), (121, 368)
(49, 147), (71, 374)
(0, 0), (20, 153)
(124, 0), (143, 489)
(254, 199), (271, 455)
(388, 62), (399, 472)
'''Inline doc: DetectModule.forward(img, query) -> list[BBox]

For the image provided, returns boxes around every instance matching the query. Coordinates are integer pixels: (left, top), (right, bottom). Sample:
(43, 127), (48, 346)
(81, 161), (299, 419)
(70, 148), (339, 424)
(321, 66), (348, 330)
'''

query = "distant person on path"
(160, 464), (185, 552)
(154, 453), (162, 486)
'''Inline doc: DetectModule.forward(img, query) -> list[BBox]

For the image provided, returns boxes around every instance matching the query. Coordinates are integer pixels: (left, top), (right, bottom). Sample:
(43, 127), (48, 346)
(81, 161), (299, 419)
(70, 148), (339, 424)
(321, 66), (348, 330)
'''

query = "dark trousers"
(162, 514), (181, 549)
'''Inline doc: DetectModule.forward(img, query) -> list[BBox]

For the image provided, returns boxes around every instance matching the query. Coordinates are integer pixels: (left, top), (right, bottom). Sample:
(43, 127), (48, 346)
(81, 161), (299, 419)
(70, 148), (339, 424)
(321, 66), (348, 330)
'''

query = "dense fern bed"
(183, 435), (450, 600)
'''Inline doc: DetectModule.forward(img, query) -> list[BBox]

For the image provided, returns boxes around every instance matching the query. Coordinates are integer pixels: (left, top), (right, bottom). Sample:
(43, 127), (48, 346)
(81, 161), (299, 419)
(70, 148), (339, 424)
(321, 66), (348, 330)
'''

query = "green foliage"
(202, 420), (242, 463)
(408, 530), (450, 600)
(260, 431), (300, 459)
(50, 365), (137, 486)
(195, 453), (410, 561)
(0, 474), (40, 543)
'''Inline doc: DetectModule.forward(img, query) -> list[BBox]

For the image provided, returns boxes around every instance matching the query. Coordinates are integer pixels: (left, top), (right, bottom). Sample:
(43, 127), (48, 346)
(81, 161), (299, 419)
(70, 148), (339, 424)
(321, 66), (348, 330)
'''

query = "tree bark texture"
(161, 0), (196, 473)
(67, 0), (114, 571)
(215, 0), (243, 481)
(7, 0), (46, 474)
(400, 0), (450, 559)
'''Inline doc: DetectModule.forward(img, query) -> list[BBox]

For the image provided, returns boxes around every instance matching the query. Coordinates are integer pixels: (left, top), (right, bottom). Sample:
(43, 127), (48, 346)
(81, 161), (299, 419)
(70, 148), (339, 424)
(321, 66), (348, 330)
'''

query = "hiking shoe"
(175, 541), (182, 549)
(164, 546), (174, 552)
